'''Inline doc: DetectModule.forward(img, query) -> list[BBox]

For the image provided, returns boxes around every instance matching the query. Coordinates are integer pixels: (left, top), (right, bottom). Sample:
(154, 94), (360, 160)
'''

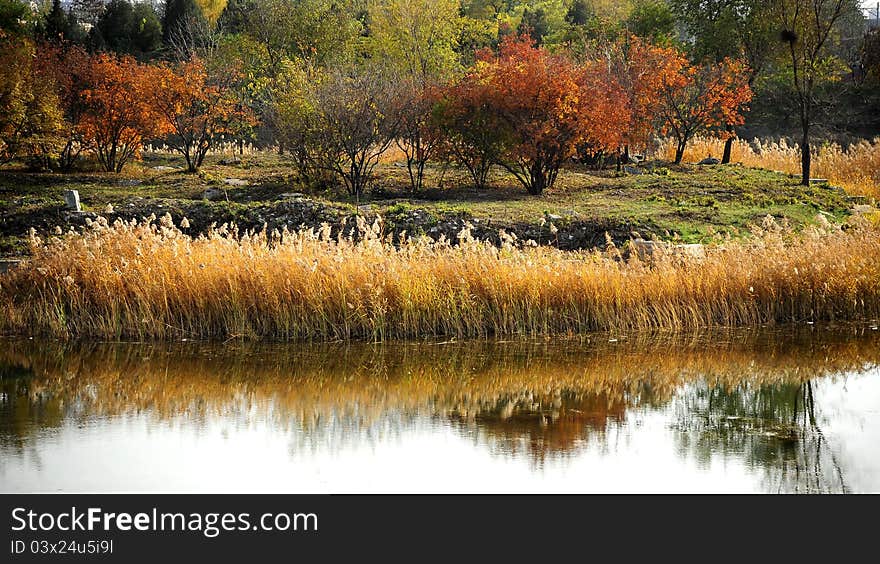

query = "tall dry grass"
(1, 214), (879, 341)
(657, 136), (880, 199)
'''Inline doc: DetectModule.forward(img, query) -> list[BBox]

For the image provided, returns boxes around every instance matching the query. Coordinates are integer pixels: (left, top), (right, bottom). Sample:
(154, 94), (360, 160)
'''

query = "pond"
(1, 326), (879, 493)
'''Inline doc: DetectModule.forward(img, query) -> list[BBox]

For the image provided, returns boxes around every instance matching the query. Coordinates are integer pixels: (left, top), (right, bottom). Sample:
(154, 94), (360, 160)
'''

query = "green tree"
(226, 0), (361, 86)
(92, 0), (162, 58)
(43, 0), (85, 43)
(217, 0), (252, 33)
(626, 0), (675, 44)
(0, 0), (32, 36)
(92, 0), (134, 53)
(518, 7), (550, 44)
(565, 0), (592, 26)
(369, 0), (462, 83)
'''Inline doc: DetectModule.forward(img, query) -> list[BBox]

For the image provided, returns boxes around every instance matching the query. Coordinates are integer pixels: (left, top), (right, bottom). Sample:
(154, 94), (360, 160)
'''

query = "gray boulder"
(64, 190), (81, 211)
(697, 157), (721, 165)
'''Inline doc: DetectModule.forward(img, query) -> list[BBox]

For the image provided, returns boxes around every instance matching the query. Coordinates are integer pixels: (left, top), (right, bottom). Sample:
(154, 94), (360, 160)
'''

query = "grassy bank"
(1, 147), (870, 257)
(659, 136), (880, 200)
(1, 214), (879, 340)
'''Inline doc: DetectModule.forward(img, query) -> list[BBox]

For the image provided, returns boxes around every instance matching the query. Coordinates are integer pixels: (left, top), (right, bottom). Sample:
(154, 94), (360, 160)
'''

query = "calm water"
(1, 327), (879, 493)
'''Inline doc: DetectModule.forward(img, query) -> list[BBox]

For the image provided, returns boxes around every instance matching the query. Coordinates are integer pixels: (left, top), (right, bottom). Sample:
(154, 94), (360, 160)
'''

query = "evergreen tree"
(43, 0), (85, 43)
(565, 0), (592, 27)
(91, 0), (162, 58)
(0, 0), (31, 36)
(518, 7), (549, 45)
(131, 3), (163, 54)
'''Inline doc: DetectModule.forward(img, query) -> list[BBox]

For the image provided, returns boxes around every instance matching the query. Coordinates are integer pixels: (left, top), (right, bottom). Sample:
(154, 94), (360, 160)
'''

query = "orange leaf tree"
(655, 55), (753, 164)
(442, 35), (626, 195)
(148, 58), (255, 173)
(78, 54), (166, 173)
(43, 43), (92, 171)
(603, 35), (683, 158)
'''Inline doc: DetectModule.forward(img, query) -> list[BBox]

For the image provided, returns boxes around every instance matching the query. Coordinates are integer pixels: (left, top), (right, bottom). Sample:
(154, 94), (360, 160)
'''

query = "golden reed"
(1, 212), (879, 341)
(658, 136), (880, 199)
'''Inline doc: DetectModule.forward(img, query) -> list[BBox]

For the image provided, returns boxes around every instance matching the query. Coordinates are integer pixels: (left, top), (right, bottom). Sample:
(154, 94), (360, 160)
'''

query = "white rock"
(63, 190), (81, 211)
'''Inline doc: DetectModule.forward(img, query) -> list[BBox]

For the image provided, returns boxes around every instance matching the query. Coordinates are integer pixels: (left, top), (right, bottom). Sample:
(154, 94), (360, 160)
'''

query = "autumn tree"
(43, 43), (92, 170)
(148, 58), (256, 172)
(78, 54), (166, 173)
(598, 35), (680, 162)
(0, 36), (64, 166)
(655, 56), (753, 164)
(671, 0), (777, 163)
(445, 35), (626, 195)
(774, 0), (860, 185)
(432, 77), (504, 190)
(393, 82), (443, 192)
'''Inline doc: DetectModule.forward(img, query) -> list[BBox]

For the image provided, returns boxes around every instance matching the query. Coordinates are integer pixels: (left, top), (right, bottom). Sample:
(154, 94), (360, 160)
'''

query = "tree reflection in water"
(1, 325), (878, 491)
(673, 380), (849, 493)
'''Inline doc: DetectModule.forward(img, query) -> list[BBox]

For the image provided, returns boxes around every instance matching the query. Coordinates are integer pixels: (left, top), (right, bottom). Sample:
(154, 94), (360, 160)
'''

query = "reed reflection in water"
(1, 326), (879, 492)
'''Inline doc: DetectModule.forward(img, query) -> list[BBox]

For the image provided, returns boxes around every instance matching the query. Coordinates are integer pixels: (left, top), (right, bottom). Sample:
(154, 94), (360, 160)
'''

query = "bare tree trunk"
(801, 124), (811, 186)
(674, 141), (686, 164)
(722, 125), (735, 164)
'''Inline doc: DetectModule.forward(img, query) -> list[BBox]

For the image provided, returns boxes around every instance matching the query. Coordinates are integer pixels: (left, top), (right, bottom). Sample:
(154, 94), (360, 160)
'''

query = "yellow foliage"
(197, 0), (227, 24)
(657, 136), (880, 199)
(2, 214), (879, 341)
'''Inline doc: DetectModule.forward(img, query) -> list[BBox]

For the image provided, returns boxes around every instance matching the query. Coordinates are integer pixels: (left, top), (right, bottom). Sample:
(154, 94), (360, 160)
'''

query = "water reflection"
(1, 326), (878, 492)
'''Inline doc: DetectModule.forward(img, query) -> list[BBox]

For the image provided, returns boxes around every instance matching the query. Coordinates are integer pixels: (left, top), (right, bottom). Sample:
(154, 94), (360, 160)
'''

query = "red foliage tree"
(439, 35), (627, 195)
(654, 56), (753, 164)
(604, 35), (685, 158)
(482, 36), (626, 195)
(148, 58), (256, 173)
(78, 54), (167, 173)
(43, 43), (92, 171)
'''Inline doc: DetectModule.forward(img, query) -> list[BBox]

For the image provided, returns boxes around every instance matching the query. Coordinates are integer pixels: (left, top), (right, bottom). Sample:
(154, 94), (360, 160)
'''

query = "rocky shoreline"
(2, 192), (660, 257)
